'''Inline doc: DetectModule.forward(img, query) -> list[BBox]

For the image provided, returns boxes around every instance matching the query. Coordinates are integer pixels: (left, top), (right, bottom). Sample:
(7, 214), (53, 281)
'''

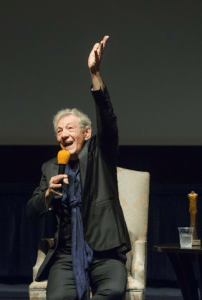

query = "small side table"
(154, 244), (202, 300)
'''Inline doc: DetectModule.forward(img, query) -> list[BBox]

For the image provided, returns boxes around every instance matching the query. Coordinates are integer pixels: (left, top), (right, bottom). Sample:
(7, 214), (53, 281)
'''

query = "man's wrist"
(90, 72), (103, 91)
(45, 189), (53, 207)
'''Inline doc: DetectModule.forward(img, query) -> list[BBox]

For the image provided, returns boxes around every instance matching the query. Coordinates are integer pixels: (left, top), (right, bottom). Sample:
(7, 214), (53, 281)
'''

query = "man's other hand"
(45, 174), (69, 205)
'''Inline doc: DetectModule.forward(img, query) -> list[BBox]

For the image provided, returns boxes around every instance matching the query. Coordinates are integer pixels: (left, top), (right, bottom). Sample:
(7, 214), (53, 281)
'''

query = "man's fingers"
(51, 183), (62, 188)
(100, 42), (104, 56)
(51, 174), (68, 183)
(103, 35), (109, 44)
(53, 190), (62, 196)
(88, 36), (109, 71)
(94, 43), (100, 50)
(101, 35), (109, 51)
(63, 177), (69, 184)
(48, 174), (69, 196)
(48, 186), (62, 196)
(98, 36), (109, 59)
(94, 50), (99, 63)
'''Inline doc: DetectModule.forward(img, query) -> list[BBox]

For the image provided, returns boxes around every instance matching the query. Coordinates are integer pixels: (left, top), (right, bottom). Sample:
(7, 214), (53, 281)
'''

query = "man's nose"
(61, 129), (70, 138)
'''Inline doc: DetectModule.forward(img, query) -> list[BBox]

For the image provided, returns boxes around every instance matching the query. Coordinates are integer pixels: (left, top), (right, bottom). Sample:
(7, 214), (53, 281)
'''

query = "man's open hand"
(88, 35), (109, 74)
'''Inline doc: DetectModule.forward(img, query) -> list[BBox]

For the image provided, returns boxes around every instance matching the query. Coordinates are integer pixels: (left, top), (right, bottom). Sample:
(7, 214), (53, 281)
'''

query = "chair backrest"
(117, 167), (150, 271)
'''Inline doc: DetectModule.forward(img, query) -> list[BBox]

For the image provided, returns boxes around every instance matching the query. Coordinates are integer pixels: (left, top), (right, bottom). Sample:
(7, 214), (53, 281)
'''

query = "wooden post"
(188, 191), (201, 246)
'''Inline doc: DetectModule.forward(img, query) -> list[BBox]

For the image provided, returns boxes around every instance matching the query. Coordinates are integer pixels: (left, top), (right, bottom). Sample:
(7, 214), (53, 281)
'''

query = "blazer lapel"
(78, 139), (89, 190)
(52, 160), (59, 177)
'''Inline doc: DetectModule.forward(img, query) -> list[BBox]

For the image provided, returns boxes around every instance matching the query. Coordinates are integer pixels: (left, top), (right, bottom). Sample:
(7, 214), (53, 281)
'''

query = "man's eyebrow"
(57, 122), (73, 129)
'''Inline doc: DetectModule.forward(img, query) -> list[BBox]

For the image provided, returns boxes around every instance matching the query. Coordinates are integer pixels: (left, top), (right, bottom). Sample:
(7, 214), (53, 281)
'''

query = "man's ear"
(84, 127), (92, 140)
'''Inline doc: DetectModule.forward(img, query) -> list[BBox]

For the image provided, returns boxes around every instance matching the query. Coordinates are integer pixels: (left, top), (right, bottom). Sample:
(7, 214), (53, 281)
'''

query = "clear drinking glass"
(178, 227), (194, 249)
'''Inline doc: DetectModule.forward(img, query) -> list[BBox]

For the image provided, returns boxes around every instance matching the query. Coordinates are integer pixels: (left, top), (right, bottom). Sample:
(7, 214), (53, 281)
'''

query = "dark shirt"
(56, 159), (126, 264)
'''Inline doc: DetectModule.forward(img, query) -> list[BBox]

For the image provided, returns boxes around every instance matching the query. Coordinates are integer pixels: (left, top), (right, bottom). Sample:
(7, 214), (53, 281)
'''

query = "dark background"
(1, 0), (202, 146)
(1, 0), (202, 288)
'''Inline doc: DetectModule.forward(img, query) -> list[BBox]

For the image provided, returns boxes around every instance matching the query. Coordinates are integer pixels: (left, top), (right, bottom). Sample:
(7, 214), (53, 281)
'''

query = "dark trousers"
(46, 249), (127, 300)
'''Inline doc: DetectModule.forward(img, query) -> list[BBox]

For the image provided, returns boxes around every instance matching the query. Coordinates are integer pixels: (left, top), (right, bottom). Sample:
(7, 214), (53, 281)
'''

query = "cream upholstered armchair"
(29, 167), (150, 300)
(117, 167), (150, 300)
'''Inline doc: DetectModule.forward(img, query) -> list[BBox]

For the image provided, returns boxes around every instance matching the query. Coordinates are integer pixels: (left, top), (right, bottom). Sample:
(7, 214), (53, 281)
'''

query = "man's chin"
(61, 145), (74, 152)
(60, 146), (78, 160)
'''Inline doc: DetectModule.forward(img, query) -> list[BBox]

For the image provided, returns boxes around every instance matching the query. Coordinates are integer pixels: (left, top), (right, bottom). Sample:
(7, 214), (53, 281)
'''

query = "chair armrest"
(33, 238), (54, 281)
(131, 240), (147, 290)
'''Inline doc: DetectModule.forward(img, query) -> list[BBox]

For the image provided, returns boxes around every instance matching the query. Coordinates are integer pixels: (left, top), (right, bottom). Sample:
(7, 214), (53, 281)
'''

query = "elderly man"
(27, 36), (131, 300)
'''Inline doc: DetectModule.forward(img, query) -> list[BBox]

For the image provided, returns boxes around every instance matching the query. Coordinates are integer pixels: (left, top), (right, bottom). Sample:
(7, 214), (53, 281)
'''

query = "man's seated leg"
(89, 257), (127, 300)
(47, 252), (77, 300)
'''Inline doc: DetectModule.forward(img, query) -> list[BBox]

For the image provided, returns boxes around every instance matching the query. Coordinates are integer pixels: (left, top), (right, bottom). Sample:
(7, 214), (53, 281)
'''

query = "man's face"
(56, 114), (91, 160)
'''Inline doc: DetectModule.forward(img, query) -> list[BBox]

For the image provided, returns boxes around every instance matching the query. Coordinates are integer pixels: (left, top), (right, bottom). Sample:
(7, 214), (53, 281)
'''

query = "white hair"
(53, 108), (92, 134)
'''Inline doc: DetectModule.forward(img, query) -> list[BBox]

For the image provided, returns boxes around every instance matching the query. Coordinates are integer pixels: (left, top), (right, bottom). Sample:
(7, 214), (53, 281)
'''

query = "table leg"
(167, 252), (199, 300)
(196, 254), (202, 300)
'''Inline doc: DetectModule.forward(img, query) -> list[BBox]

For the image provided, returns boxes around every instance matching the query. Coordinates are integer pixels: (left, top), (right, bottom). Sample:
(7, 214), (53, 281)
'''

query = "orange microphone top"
(57, 150), (71, 165)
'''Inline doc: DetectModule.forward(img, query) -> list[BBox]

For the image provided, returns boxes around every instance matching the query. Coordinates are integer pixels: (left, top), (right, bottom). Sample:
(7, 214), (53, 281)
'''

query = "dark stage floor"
(0, 283), (183, 300)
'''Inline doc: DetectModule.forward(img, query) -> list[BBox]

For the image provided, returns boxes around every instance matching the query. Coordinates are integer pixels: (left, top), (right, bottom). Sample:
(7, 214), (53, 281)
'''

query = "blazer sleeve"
(91, 86), (119, 163)
(26, 163), (49, 220)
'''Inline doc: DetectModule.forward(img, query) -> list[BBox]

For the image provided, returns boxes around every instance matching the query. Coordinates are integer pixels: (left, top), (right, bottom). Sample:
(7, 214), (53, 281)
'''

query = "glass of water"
(178, 227), (194, 249)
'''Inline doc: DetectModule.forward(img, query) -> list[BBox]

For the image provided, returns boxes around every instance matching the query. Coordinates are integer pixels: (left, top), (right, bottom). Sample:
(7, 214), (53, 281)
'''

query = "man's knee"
(90, 258), (127, 299)
(93, 284), (125, 300)
(105, 286), (125, 300)
(47, 289), (77, 300)
(93, 290), (125, 300)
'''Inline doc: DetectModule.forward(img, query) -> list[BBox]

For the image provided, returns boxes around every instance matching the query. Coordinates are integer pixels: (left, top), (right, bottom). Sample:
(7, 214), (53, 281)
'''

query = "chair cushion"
(29, 280), (47, 290)
(126, 274), (144, 290)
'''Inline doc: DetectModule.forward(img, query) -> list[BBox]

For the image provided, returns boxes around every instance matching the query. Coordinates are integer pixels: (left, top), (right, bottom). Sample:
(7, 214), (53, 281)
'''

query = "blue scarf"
(62, 163), (93, 300)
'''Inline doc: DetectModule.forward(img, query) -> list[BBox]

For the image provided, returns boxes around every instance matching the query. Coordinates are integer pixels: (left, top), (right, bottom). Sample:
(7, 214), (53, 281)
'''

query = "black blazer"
(26, 87), (131, 281)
